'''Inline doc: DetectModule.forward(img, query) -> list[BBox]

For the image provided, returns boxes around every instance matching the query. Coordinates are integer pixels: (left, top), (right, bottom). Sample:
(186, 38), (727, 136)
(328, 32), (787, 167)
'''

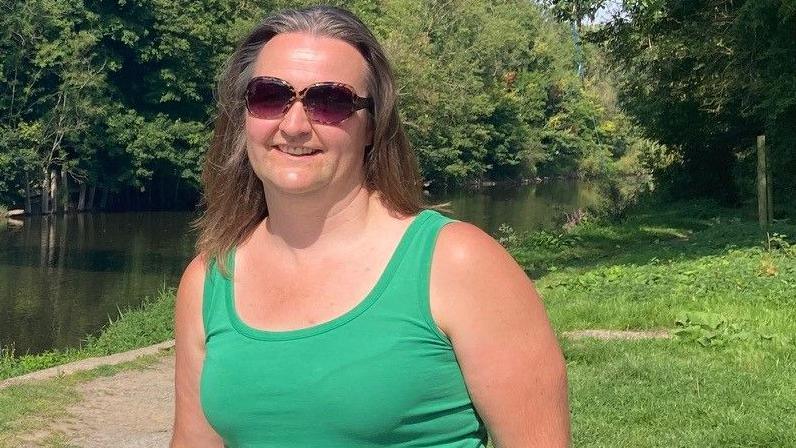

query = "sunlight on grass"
(639, 225), (690, 240)
(504, 199), (796, 446)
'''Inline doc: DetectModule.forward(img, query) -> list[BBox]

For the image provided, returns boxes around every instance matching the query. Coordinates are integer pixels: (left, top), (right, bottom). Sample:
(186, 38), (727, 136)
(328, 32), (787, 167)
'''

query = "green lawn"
(504, 199), (796, 447)
(564, 339), (794, 447)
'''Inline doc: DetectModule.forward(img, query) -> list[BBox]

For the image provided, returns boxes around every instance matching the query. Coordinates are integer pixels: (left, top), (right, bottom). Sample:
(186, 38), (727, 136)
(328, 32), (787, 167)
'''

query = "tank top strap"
(202, 250), (235, 341)
(380, 208), (459, 344)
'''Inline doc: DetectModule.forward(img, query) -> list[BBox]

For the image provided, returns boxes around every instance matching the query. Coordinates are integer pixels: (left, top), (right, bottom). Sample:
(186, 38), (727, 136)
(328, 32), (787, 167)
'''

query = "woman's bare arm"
(171, 255), (224, 447)
(431, 222), (571, 447)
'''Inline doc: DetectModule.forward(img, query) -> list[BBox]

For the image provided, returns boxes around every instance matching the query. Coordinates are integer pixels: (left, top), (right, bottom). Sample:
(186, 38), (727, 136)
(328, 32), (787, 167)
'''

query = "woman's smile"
(272, 144), (323, 158)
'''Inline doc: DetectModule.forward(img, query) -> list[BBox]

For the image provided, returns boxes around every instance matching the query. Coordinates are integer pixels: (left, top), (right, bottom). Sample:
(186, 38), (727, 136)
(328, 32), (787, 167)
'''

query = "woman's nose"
(278, 100), (312, 137)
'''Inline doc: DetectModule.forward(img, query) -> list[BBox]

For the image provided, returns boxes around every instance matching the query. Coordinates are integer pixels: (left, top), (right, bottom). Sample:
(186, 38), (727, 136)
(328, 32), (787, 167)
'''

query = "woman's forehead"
(253, 33), (368, 92)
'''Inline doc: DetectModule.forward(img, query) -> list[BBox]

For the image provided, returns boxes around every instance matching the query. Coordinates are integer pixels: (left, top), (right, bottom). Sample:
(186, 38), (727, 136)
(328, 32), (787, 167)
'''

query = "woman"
(171, 5), (570, 447)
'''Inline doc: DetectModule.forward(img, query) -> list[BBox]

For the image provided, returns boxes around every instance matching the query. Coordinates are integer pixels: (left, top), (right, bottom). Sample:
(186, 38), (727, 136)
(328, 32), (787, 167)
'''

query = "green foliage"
(1, 0), (664, 208)
(0, 0), (267, 209)
(82, 287), (175, 355)
(672, 311), (791, 347)
(524, 199), (796, 341)
(582, 0), (796, 205)
(765, 232), (796, 257)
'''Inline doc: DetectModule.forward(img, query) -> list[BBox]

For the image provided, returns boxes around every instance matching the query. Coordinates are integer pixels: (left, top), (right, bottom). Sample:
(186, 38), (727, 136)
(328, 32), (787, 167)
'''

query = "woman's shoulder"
(434, 219), (510, 267)
(176, 253), (210, 312)
(183, 253), (210, 284)
(430, 219), (534, 334)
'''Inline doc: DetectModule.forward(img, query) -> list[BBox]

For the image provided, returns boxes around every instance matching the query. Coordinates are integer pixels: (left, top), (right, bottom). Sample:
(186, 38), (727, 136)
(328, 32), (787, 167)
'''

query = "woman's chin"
(262, 174), (329, 196)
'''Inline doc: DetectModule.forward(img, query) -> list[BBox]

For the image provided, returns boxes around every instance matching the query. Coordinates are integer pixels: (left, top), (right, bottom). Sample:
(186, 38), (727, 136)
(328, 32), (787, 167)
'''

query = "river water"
(0, 180), (601, 355)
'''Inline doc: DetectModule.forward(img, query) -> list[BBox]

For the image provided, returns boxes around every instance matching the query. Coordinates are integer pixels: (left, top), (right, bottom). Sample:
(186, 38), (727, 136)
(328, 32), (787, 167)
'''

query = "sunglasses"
(245, 76), (374, 125)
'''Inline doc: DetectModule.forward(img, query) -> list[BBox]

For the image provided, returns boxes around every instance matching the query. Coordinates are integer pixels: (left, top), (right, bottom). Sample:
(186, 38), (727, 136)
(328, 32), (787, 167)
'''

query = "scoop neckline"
(224, 209), (435, 341)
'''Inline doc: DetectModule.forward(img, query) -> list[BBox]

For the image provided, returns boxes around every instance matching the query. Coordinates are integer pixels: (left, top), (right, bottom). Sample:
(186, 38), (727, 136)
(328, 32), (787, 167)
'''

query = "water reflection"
(0, 212), (196, 355)
(431, 179), (602, 234)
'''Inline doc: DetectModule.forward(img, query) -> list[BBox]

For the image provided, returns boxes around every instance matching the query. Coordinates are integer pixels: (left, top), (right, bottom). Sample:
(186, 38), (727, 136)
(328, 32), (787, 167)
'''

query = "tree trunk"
(100, 187), (108, 209)
(39, 214), (48, 265)
(25, 172), (32, 214)
(77, 183), (87, 211)
(61, 165), (70, 212)
(87, 185), (96, 211)
(50, 168), (59, 214)
(41, 167), (50, 214)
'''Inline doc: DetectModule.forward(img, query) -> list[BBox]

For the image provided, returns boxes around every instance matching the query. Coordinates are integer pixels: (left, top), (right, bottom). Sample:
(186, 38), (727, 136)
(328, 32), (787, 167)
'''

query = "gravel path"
(62, 354), (175, 448)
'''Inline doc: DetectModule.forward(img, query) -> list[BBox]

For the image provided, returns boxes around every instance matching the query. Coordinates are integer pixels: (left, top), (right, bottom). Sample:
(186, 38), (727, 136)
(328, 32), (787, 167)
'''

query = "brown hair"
(194, 5), (424, 275)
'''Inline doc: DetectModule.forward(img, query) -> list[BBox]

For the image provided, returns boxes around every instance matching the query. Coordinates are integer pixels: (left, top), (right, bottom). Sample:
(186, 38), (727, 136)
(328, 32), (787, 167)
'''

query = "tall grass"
(0, 288), (175, 380)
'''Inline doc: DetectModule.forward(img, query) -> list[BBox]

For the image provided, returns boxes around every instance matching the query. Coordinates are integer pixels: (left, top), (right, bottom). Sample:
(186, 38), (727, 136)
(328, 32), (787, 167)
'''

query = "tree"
(0, 0), (109, 213)
(582, 0), (796, 203)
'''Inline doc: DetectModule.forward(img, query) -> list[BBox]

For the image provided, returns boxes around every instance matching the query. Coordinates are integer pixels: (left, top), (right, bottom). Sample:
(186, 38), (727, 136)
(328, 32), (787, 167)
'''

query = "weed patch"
(673, 312), (792, 347)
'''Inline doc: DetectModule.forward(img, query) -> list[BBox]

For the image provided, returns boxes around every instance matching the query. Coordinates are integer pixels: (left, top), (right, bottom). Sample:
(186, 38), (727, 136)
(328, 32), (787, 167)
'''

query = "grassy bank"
(503, 199), (796, 447)
(0, 288), (175, 380)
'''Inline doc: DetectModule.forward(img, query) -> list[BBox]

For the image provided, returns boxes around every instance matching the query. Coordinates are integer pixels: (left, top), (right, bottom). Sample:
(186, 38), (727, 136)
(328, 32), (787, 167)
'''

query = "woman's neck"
(259, 183), (379, 253)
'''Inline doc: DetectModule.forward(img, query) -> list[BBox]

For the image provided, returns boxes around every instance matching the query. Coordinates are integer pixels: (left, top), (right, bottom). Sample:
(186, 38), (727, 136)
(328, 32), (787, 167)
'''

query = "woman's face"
(245, 32), (373, 197)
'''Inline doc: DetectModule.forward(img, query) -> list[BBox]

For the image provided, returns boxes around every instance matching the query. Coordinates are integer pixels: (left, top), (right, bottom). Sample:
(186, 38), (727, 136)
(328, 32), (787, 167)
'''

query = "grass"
(0, 287), (175, 380)
(0, 353), (166, 448)
(501, 198), (796, 447)
(564, 338), (794, 447)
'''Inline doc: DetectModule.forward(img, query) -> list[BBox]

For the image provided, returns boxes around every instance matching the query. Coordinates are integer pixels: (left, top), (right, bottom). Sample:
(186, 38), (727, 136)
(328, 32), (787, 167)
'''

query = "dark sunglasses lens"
(304, 85), (355, 124)
(247, 80), (293, 119)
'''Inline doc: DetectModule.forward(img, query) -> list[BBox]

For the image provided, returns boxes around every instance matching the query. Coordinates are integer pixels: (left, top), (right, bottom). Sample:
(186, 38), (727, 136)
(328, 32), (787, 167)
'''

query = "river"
(0, 180), (601, 355)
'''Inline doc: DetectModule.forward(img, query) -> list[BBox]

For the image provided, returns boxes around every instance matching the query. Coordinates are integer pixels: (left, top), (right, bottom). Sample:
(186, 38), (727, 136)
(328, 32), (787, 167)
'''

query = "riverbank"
(0, 289), (175, 381)
(2, 199), (794, 446)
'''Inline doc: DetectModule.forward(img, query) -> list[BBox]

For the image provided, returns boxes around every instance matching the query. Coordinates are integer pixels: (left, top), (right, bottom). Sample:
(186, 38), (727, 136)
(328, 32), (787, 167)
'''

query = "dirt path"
(22, 355), (175, 448)
(65, 354), (174, 448)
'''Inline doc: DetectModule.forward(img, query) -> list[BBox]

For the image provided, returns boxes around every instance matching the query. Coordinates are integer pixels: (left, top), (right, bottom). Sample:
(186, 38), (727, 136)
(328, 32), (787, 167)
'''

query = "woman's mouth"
(273, 145), (322, 157)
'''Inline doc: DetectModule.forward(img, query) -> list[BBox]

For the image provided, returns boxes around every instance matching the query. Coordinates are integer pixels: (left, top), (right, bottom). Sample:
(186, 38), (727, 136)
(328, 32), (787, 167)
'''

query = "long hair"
(194, 6), (425, 276)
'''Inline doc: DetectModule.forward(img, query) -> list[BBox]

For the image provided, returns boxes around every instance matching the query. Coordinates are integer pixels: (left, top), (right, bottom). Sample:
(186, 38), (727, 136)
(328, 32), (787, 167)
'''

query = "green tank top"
(200, 209), (487, 447)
